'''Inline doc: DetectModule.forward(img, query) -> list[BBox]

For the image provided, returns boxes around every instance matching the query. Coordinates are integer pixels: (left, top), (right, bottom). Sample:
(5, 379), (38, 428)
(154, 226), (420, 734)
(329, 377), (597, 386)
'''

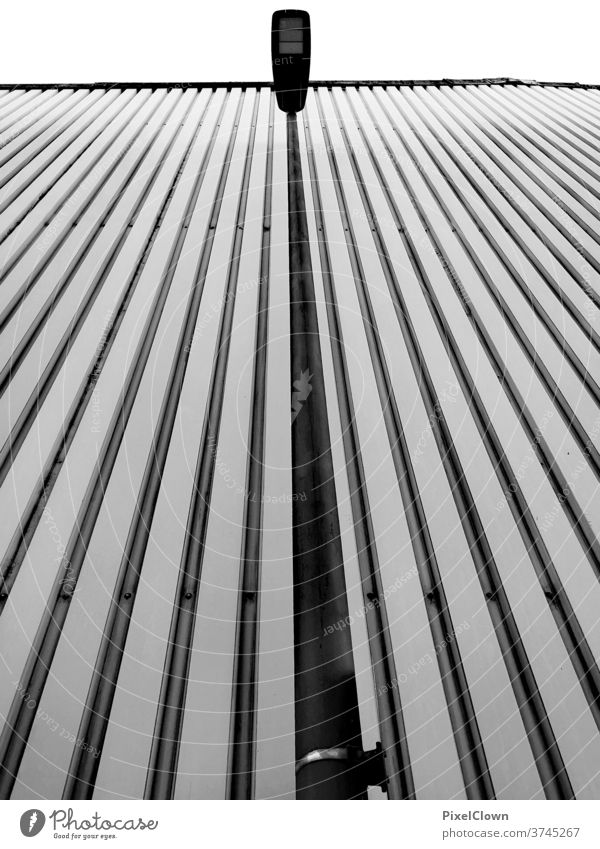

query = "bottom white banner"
(0, 800), (598, 848)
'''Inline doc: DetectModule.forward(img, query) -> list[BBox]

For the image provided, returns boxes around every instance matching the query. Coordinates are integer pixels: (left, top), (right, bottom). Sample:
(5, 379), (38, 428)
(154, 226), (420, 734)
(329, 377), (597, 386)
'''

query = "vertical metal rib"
(385, 89), (600, 572)
(0, 91), (76, 167)
(144, 90), (258, 800)
(0, 89), (121, 228)
(0, 90), (163, 350)
(0, 90), (218, 798)
(61, 90), (247, 800)
(326, 86), (572, 799)
(390, 85), (600, 462)
(0, 91), (206, 607)
(285, 111), (366, 800)
(0, 90), (44, 125)
(460, 83), (600, 200)
(227, 92), (275, 800)
(474, 85), (600, 192)
(543, 87), (600, 127)
(301, 103), (414, 801)
(312, 88), (496, 800)
(497, 86), (600, 156)
(1, 82), (599, 801)
(352, 88), (600, 732)
(427, 87), (600, 301)
(417, 89), (600, 362)
(0, 91), (170, 409)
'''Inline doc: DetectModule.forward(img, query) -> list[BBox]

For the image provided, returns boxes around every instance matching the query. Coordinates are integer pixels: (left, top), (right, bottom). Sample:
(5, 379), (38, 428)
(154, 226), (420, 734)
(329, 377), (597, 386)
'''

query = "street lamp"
(270, 7), (387, 801)
(271, 9), (311, 112)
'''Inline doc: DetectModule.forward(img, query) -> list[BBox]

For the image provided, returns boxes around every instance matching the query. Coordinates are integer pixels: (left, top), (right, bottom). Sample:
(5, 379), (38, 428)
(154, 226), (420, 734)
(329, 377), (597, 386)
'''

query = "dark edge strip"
(1, 79), (600, 91)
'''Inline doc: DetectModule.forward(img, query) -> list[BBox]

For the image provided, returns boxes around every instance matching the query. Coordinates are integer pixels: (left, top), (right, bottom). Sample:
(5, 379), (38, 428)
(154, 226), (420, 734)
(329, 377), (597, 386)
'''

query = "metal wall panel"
(0, 82), (599, 800)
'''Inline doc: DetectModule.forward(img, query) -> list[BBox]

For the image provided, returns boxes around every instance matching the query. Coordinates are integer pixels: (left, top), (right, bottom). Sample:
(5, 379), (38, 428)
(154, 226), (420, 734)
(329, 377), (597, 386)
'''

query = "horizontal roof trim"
(0, 77), (599, 91)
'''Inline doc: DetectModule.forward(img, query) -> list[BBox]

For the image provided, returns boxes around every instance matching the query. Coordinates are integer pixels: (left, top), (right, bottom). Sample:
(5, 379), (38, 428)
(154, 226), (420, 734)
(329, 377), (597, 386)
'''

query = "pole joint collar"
(295, 742), (387, 791)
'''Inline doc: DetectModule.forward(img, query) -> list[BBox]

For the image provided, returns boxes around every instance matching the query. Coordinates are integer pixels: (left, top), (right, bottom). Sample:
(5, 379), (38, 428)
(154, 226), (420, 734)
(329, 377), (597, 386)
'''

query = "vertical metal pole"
(287, 111), (366, 800)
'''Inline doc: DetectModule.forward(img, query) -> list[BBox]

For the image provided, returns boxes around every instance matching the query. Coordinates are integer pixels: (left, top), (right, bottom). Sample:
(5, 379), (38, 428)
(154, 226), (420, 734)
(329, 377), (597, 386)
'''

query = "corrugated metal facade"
(1, 81), (600, 800)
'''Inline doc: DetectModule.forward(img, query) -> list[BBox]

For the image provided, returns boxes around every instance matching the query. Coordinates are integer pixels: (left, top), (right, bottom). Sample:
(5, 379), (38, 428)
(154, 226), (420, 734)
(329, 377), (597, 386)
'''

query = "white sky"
(3, 0), (600, 84)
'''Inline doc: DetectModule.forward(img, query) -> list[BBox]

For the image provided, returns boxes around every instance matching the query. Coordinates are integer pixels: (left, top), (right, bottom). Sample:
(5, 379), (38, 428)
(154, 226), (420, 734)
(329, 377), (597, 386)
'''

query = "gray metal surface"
(0, 82), (599, 800)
